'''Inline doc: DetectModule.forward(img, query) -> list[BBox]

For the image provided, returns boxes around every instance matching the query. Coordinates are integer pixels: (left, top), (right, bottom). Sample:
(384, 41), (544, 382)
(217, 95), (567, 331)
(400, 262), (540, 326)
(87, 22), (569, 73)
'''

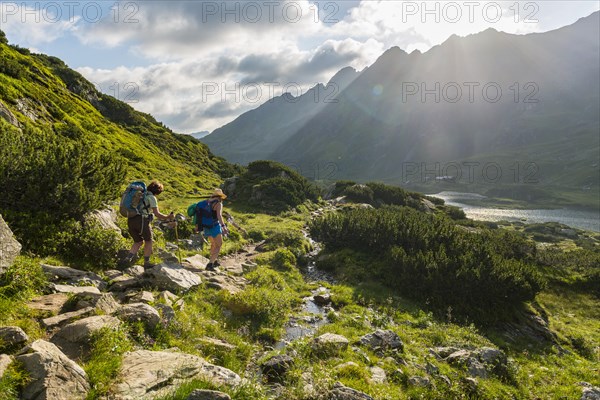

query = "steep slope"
(0, 35), (234, 198)
(204, 12), (600, 207)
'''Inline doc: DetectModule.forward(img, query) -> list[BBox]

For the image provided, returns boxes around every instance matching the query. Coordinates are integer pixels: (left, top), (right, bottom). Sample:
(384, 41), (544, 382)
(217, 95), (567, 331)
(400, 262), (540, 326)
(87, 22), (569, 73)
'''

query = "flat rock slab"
(42, 307), (96, 330)
(182, 254), (210, 271)
(27, 294), (70, 313)
(51, 315), (121, 360)
(16, 339), (90, 400)
(109, 275), (141, 292)
(113, 350), (241, 400)
(146, 263), (201, 293)
(42, 264), (106, 290)
(50, 284), (100, 296)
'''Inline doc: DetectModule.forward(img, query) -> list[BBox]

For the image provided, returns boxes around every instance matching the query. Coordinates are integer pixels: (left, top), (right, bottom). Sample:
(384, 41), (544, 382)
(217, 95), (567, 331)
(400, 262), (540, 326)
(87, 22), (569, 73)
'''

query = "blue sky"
(1, 0), (598, 133)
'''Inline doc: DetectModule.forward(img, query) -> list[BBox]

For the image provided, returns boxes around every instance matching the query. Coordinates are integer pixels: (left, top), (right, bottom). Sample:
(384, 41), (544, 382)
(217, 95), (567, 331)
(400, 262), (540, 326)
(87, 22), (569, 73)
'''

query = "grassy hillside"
(0, 34), (239, 258)
(0, 37), (235, 196)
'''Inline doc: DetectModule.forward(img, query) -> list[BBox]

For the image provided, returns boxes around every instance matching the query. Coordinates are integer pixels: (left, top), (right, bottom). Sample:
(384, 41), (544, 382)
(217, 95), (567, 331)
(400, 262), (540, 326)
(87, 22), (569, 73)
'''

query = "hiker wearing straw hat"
(189, 189), (229, 271)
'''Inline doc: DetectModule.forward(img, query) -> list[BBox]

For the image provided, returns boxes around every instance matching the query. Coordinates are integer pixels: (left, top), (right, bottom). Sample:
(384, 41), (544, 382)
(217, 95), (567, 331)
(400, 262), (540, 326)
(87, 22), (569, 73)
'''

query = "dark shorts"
(128, 215), (152, 242)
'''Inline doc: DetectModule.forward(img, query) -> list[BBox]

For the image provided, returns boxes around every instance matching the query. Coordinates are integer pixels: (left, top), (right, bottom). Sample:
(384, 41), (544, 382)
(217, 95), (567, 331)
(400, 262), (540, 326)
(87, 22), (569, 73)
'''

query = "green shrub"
(230, 160), (319, 212)
(0, 125), (126, 253)
(55, 221), (127, 271)
(445, 205), (466, 220)
(310, 206), (543, 321)
(272, 248), (296, 271)
(330, 180), (356, 198)
(343, 184), (374, 204)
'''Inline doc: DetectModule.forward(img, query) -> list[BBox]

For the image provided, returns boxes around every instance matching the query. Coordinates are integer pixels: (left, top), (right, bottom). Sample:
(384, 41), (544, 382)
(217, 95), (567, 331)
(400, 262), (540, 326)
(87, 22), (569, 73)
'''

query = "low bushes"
(310, 206), (543, 321)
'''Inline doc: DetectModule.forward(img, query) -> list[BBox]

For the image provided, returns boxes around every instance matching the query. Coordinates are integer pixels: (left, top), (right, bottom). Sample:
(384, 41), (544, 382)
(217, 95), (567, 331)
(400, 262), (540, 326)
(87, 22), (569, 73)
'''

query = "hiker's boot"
(213, 260), (221, 269)
(205, 262), (215, 271)
(143, 257), (156, 270)
(119, 253), (136, 269)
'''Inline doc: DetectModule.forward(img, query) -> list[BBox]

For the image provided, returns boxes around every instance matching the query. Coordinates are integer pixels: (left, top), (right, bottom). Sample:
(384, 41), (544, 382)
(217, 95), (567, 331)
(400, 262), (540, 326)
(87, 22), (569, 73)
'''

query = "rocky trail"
(2, 208), (598, 400)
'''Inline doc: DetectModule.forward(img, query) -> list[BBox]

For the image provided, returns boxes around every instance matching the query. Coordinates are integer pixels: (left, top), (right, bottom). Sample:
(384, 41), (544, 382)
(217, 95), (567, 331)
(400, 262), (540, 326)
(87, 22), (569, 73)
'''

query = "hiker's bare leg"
(209, 235), (223, 263)
(143, 240), (153, 257)
(129, 241), (143, 254)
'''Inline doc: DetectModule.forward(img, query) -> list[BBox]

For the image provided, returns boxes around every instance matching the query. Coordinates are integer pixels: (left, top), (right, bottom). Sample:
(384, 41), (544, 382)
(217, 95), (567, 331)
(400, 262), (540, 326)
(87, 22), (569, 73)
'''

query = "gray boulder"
(328, 381), (373, 400)
(42, 264), (106, 290)
(467, 358), (488, 378)
(476, 347), (507, 366)
(158, 290), (178, 306)
(0, 326), (29, 348)
(407, 376), (431, 388)
(0, 100), (20, 127)
(260, 354), (294, 383)
(16, 340), (90, 400)
(359, 329), (403, 353)
(51, 315), (120, 360)
(113, 350), (241, 400)
(84, 208), (121, 234)
(129, 290), (155, 304)
(313, 293), (332, 306)
(115, 303), (161, 329)
(0, 354), (12, 378)
(370, 366), (387, 384)
(312, 333), (349, 357)
(0, 214), (21, 274)
(187, 390), (231, 400)
(155, 303), (176, 324)
(72, 292), (121, 315)
(146, 263), (201, 293)
(580, 382), (600, 400)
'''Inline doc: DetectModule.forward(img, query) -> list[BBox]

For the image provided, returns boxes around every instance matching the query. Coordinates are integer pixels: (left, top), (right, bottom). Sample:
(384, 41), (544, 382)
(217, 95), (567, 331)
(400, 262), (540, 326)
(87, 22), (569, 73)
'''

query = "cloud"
(76, 34), (376, 133)
(75, 0), (324, 60)
(0, 2), (80, 46)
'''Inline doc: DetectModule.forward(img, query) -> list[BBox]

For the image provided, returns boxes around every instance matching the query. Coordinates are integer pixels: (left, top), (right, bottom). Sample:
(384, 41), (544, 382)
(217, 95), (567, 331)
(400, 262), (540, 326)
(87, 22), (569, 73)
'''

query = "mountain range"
(203, 12), (600, 208)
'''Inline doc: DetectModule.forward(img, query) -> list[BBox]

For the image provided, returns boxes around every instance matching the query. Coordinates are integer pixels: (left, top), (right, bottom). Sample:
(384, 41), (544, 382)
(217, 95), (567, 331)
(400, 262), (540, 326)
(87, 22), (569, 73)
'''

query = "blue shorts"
(203, 224), (222, 238)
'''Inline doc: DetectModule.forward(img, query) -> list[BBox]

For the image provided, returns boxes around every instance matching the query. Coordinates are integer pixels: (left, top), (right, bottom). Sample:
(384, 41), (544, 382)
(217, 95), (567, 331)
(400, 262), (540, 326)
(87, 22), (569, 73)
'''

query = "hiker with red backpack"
(120, 180), (175, 268)
(188, 189), (229, 271)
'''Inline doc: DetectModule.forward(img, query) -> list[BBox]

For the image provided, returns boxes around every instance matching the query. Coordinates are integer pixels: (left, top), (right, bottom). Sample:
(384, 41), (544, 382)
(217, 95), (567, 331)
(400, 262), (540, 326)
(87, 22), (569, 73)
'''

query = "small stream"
(274, 228), (335, 349)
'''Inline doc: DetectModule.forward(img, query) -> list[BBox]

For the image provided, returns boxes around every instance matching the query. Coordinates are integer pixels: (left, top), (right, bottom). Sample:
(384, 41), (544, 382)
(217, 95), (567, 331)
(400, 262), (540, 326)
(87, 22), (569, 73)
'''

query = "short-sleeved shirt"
(141, 193), (158, 216)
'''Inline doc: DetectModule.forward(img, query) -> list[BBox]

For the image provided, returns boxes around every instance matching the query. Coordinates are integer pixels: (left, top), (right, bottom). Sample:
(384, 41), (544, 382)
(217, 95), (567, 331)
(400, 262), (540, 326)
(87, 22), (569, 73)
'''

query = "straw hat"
(211, 188), (227, 199)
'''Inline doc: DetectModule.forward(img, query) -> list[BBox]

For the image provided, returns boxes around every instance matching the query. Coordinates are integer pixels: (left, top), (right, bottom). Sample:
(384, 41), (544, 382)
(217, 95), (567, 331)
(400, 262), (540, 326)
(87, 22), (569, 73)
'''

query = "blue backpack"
(119, 181), (148, 218)
(187, 199), (219, 229)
